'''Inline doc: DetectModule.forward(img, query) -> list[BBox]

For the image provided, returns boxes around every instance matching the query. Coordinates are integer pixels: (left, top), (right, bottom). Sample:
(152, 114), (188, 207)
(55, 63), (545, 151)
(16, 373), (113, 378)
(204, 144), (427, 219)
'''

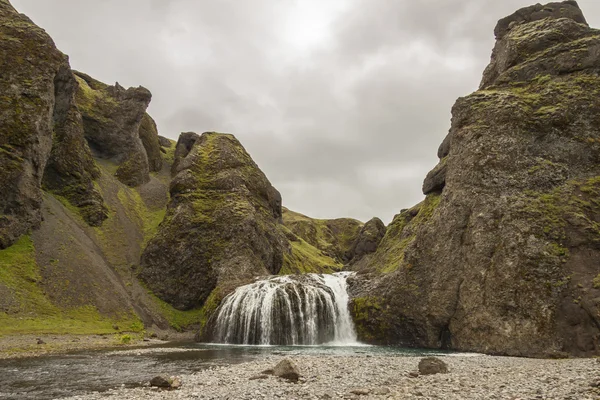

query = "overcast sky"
(11, 0), (600, 223)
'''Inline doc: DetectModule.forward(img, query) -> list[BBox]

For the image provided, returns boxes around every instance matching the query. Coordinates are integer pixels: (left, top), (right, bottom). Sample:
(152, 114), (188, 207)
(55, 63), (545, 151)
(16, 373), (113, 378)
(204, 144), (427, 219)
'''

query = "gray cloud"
(11, 0), (600, 223)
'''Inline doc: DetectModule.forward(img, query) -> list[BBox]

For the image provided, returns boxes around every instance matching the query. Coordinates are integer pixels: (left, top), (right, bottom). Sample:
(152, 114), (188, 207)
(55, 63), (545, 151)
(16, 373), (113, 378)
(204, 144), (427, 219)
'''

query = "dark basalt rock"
(0, 0), (108, 246)
(422, 159), (447, 195)
(73, 71), (152, 187)
(494, 1), (587, 40)
(138, 113), (163, 172)
(139, 132), (287, 310)
(354, 1), (600, 357)
(347, 217), (386, 263)
(158, 135), (172, 148)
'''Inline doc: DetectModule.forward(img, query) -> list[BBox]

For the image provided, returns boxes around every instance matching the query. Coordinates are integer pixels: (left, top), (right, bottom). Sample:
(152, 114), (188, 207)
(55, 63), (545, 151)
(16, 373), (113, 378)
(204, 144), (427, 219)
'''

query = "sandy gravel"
(62, 354), (600, 400)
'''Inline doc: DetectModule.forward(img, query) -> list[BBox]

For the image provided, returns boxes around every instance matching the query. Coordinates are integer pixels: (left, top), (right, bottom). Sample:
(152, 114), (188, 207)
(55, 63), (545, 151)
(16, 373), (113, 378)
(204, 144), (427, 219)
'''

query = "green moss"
(116, 188), (165, 245)
(350, 296), (391, 343)
(369, 193), (441, 274)
(0, 236), (143, 335)
(149, 288), (221, 332)
(279, 229), (342, 275)
(282, 207), (363, 263)
(593, 274), (600, 289)
(162, 139), (177, 166)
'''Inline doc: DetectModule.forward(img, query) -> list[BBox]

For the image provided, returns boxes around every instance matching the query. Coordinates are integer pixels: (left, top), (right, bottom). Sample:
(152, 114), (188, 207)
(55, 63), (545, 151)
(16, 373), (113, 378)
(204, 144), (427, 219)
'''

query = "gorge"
(0, 0), (599, 365)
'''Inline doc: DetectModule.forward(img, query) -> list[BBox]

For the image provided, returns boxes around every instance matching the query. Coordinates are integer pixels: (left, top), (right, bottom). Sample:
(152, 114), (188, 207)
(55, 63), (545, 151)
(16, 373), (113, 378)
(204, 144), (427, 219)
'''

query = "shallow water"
(0, 342), (455, 400)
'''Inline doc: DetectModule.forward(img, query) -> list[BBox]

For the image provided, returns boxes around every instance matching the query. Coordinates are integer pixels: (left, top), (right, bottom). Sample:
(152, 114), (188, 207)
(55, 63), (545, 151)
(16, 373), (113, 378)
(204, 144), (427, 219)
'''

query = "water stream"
(213, 272), (358, 345)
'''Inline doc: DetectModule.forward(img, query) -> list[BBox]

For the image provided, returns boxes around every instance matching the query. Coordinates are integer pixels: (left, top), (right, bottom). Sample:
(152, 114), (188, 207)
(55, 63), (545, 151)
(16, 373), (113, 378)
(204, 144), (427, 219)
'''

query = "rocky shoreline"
(0, 332), (194, 360)
(62, 354), (600, 400)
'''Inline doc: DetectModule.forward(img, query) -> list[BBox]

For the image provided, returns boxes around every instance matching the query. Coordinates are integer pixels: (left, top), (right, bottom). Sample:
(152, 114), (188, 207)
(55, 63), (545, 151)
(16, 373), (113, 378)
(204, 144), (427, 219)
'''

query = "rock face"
(0, 0), (108, 247)
(352, 1), (600, 357)
(347, 217), (386, 264)
(139, 132), (287, 310)
(138, 113), (163, 172)
(74, 71), (153, 187)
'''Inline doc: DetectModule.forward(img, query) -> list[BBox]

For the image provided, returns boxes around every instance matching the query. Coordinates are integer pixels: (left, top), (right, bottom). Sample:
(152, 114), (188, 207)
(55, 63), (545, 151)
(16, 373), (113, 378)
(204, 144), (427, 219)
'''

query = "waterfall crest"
(213, 272), (358, 345)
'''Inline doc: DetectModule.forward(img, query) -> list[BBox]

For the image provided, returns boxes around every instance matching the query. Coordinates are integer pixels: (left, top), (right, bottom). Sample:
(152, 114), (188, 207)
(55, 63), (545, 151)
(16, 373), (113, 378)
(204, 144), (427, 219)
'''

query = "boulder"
(149, 376), (171, 388)
(272, 358), (300, 382)
(418, 357), (448, 375)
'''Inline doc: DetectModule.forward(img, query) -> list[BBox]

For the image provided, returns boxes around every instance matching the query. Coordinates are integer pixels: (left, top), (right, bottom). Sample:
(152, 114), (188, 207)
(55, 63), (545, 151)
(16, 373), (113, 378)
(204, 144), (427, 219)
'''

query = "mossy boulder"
(354, 1), (600, 357)
(282, 207), (363, 264)
(139, 132), (288, 311)
(73, 71), (152, 187)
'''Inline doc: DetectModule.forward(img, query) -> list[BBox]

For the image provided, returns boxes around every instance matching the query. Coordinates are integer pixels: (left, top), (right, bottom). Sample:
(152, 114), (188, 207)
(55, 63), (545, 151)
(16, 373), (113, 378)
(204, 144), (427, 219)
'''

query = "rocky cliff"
(351, 0), (600, 357)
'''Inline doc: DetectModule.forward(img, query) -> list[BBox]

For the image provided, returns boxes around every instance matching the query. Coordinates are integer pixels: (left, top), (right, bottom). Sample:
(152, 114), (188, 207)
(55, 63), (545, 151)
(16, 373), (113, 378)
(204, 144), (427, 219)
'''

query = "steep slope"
(352, 0), (600, 357)
(282, 207), (363, 265)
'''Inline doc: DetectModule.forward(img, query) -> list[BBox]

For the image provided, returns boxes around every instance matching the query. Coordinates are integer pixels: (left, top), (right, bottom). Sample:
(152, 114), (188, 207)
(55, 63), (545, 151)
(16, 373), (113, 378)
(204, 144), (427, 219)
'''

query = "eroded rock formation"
(139, 132), (288, 311)
(74, 71), (153, 187)
(352, 0), (600, 357)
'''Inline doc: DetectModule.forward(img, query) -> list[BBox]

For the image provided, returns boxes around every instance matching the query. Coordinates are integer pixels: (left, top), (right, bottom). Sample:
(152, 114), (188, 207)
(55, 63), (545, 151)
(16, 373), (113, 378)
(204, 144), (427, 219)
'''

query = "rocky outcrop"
(139, 132), (288, 311)
(74, 71), (152, 187)
(347, 217), (386, 264)
(353, 1), (600, 357)
(282, 208), (363, 264)
(138, 113), (162, 172)
(0, 0), (108, 247)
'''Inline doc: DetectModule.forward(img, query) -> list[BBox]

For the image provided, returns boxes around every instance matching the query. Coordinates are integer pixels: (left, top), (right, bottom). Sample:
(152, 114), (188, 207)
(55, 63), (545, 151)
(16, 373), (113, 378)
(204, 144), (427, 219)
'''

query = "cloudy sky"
(11, 0), (600, 223)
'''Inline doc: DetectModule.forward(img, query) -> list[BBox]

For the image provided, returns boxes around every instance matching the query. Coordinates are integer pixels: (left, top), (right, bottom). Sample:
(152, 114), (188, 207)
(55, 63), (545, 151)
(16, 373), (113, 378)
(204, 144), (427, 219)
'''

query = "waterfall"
(212, 272), (358, 346)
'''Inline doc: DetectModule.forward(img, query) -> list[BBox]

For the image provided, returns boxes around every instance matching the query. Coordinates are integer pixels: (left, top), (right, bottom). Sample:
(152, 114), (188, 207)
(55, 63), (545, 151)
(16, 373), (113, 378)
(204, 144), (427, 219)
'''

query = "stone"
(350, 388), (370, 395)
(149, 376), (171, 388)
(36, 338), (45, 345)
(139, 132), (288, 311)
(170, 376), (182, 389)
(418, 357), (448, 375)
(272, 358), (300, 382)
(158, 135), (172, 148)
(408, 371), (420, 378)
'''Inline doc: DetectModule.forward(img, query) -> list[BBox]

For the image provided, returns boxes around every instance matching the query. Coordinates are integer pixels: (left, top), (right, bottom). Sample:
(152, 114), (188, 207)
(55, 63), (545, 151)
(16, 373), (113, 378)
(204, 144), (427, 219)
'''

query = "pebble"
(61, 354), (600, 399)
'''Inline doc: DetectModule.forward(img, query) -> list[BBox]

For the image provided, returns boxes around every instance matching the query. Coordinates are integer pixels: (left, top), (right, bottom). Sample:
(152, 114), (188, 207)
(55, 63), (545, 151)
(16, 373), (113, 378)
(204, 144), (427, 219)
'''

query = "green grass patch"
(279, 230), (342, 275)
(0, 235), (143, 336)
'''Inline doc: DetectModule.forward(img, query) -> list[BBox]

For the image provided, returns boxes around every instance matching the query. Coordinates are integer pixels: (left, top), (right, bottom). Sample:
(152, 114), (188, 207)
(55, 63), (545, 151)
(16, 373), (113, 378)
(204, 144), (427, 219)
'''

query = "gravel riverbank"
(63, 354), (600, 400)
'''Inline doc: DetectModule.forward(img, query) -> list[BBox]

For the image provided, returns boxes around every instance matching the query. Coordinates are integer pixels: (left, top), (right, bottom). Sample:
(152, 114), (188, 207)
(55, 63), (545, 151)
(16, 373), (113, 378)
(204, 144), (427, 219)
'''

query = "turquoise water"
(0, 342), (454, 400)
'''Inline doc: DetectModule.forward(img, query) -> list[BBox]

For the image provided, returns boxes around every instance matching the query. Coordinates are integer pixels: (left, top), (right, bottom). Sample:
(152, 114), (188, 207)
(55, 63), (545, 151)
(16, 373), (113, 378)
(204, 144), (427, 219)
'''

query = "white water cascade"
(213, 272), (359, 345)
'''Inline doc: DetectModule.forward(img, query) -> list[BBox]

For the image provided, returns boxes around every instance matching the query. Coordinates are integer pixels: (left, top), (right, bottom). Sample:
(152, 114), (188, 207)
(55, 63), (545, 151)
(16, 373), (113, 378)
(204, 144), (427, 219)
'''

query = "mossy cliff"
(0, 0), (84, 247)
(73, 71), (155, 187)
(139, 132), (288, 311)
(351, 1), (600, 357)
(282, 207), (363, 264)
